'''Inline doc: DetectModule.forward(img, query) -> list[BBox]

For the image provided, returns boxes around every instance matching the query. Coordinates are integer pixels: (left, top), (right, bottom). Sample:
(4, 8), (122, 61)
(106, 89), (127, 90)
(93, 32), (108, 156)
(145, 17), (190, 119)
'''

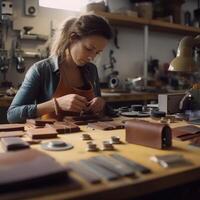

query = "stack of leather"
(0, 124), (25, 139)
(172, 125), (200, 141)
(66, 154), (151, 183)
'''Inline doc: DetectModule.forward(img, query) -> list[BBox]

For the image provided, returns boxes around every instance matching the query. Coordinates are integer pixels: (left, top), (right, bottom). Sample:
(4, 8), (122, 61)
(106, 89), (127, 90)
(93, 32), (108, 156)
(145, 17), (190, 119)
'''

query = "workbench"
(1, 117), (200, 200)
(101, 90), (158, 103)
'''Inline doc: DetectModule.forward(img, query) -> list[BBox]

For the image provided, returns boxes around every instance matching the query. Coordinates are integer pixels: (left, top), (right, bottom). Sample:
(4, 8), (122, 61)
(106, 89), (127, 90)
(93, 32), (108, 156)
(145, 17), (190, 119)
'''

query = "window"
(39, 0), (88, 11)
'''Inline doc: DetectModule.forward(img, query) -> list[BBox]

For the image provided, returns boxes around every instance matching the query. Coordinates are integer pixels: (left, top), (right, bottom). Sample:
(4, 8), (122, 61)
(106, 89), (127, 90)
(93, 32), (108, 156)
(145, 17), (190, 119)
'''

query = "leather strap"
(67, 161), (101, 184)
(52, 98), (63, 121)
(79, 159), (119, 180)
(91, 156), (135, 177)
(110, 153), (152, 174)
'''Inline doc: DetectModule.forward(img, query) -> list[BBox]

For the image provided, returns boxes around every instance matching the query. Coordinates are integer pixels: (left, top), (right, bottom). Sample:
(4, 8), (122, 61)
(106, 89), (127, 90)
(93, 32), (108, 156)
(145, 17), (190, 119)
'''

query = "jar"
(133, 2), (153, 19)
(85, 1), (107, 12)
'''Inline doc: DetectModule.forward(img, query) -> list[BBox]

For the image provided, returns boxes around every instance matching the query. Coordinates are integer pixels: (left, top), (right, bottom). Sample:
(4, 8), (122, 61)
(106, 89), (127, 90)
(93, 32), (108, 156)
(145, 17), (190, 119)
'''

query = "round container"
(86, 2), (107, 12)
(133, 2), (153, 19)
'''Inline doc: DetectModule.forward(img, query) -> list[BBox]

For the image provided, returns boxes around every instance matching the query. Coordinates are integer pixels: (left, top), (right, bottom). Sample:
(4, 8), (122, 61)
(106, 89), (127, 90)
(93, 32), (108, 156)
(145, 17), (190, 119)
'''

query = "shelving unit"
(94, 11), (200, 87)
(94, 11), (200, 36)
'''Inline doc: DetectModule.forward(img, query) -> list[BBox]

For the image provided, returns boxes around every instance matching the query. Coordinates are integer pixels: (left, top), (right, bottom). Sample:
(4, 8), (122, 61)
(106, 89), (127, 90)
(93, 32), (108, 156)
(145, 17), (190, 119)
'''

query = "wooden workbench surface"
(1, 117), (200, 200)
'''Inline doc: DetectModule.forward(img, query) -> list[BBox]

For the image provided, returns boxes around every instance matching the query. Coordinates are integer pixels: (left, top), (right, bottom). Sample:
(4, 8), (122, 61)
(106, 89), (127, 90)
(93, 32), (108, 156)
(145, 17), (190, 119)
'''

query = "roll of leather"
(125, 119), (172, 149)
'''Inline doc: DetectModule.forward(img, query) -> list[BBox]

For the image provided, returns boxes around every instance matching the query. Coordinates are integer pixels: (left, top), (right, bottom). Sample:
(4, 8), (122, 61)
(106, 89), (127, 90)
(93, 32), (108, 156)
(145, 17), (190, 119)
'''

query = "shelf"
(94, 11), (200, 36)
(20, 34), (48, 41)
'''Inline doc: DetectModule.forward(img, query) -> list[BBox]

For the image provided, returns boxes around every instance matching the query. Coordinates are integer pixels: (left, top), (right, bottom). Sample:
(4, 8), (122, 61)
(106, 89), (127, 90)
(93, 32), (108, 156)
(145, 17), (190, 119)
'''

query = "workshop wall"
(0, 0), (196, 88)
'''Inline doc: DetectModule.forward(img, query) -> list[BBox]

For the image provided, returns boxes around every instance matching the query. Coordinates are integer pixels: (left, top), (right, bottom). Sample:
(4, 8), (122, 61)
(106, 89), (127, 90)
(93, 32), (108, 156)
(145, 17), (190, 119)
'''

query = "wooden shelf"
(94, 11), (200, 36)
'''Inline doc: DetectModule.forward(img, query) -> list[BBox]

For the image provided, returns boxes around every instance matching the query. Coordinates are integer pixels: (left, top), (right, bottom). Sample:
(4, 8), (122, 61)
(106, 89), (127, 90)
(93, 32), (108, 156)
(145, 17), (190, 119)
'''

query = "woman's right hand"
(57, 94), (88, 113)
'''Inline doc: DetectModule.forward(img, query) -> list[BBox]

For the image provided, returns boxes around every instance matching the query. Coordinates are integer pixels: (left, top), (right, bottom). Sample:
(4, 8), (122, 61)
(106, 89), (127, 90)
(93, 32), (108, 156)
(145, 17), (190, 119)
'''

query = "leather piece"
(1, 137), (30, 151)
(90, 156), (135, 176)
(0, 149), (68, 189)
(0, 131), (25, 138)
(26, 127), (58, 139)
(26, 119), (56, 127)
(46, 122), (80, 134)
(110, 153), (151, 174)
(63, 114), (113, 125)
(79, 159), (119, 180)
(189, 136), (200, 147)
(172, 125), (200, 141)
(88, 121), (124, 130)
(67, 161), (101, 184)
(0, 124), (25, 132)
(88, 122), (115, 130)
(125, 119), (172, 149)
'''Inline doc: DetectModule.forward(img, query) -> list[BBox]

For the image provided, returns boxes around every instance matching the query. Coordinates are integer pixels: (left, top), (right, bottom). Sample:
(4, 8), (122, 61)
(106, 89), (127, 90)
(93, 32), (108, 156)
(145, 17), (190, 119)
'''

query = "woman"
(7, 14), (113, 123)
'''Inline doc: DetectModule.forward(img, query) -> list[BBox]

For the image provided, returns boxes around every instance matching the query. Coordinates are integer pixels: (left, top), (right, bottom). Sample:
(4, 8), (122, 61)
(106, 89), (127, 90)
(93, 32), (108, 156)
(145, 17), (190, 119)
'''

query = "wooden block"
(0, 124), (25, 132)
(26, 127), (58, 139)
(46, 122), (80, 134)
(1, 137), (30, 151)
(0, 131), (25, 138)
(26, 119), (56, 127)
(88, 122), (115, 130)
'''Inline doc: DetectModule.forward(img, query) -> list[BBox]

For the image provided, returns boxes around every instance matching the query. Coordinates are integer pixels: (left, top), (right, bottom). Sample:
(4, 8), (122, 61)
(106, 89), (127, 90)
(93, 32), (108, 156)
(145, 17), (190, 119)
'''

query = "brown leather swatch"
(1, 137), (30, 151)
(172, 125), (200, 141)
(26, 119), (56, 127)
(88, 121), (124, 130)
(0, 131), (25, 138)
(26, 127), (58, 139)
(63, 114), (113, 125)
(46, 121), (80, 134)
(0, 124), (25, 132)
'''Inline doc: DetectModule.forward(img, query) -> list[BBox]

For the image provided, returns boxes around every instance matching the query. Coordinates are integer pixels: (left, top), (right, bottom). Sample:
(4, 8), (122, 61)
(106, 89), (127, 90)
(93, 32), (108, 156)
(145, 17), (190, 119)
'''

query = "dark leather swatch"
(1, 137), (30, 151)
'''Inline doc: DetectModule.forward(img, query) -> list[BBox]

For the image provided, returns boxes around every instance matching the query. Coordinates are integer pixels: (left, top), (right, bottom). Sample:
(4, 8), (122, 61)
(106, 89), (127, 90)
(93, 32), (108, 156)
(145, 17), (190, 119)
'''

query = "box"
(158, 93), (185, 114)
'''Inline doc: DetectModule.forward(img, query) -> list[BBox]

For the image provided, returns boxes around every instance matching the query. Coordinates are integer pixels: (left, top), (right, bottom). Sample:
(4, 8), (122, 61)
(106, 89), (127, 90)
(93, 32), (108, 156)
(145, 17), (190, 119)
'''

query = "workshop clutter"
(85, 0), (187, 25)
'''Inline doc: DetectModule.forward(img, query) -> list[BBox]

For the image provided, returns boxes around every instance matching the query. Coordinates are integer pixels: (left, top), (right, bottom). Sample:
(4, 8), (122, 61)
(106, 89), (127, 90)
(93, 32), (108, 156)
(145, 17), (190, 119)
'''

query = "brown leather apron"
(42, 66), (95, 120)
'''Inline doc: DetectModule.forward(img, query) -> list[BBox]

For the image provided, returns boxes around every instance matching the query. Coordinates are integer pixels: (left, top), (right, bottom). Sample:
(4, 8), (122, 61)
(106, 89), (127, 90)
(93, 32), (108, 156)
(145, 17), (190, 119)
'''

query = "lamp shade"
(169, 56), (197, 72)
(169, 36), (199, 73)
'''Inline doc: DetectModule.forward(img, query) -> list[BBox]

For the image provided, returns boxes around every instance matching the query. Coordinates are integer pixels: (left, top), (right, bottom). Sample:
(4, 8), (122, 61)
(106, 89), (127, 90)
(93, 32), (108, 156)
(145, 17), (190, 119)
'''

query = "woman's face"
(69, 35), (108, 66)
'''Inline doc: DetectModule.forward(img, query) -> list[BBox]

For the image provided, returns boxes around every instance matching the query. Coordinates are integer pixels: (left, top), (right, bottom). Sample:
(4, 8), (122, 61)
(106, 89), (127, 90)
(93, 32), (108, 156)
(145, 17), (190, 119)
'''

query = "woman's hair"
(50, 14), (113, 59)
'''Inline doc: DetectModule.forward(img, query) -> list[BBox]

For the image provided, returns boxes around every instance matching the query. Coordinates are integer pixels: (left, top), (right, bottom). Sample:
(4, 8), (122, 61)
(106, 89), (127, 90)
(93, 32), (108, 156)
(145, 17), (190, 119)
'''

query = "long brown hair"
(50, 14), (113, 60)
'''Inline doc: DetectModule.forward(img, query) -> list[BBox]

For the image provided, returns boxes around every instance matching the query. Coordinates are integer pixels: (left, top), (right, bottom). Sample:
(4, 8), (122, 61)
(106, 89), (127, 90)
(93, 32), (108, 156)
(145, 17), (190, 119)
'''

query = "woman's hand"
(87, 97), (105, 114)
(57, 94), (88, 113)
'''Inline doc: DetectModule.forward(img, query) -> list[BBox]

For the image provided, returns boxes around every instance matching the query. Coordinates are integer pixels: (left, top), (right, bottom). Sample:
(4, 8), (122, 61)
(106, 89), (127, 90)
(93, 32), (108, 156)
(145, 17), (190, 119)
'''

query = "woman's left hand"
(87, 97), (105, 114)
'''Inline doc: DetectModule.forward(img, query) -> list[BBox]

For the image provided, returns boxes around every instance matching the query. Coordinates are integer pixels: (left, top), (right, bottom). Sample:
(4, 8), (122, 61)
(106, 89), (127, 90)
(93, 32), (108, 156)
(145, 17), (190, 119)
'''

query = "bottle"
(184, 11), (191, 26)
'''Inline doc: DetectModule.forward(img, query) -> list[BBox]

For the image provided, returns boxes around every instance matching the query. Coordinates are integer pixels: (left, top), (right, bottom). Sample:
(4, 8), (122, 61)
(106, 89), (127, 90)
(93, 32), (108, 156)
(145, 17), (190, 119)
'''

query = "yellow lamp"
(169, 35), (200, 72)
